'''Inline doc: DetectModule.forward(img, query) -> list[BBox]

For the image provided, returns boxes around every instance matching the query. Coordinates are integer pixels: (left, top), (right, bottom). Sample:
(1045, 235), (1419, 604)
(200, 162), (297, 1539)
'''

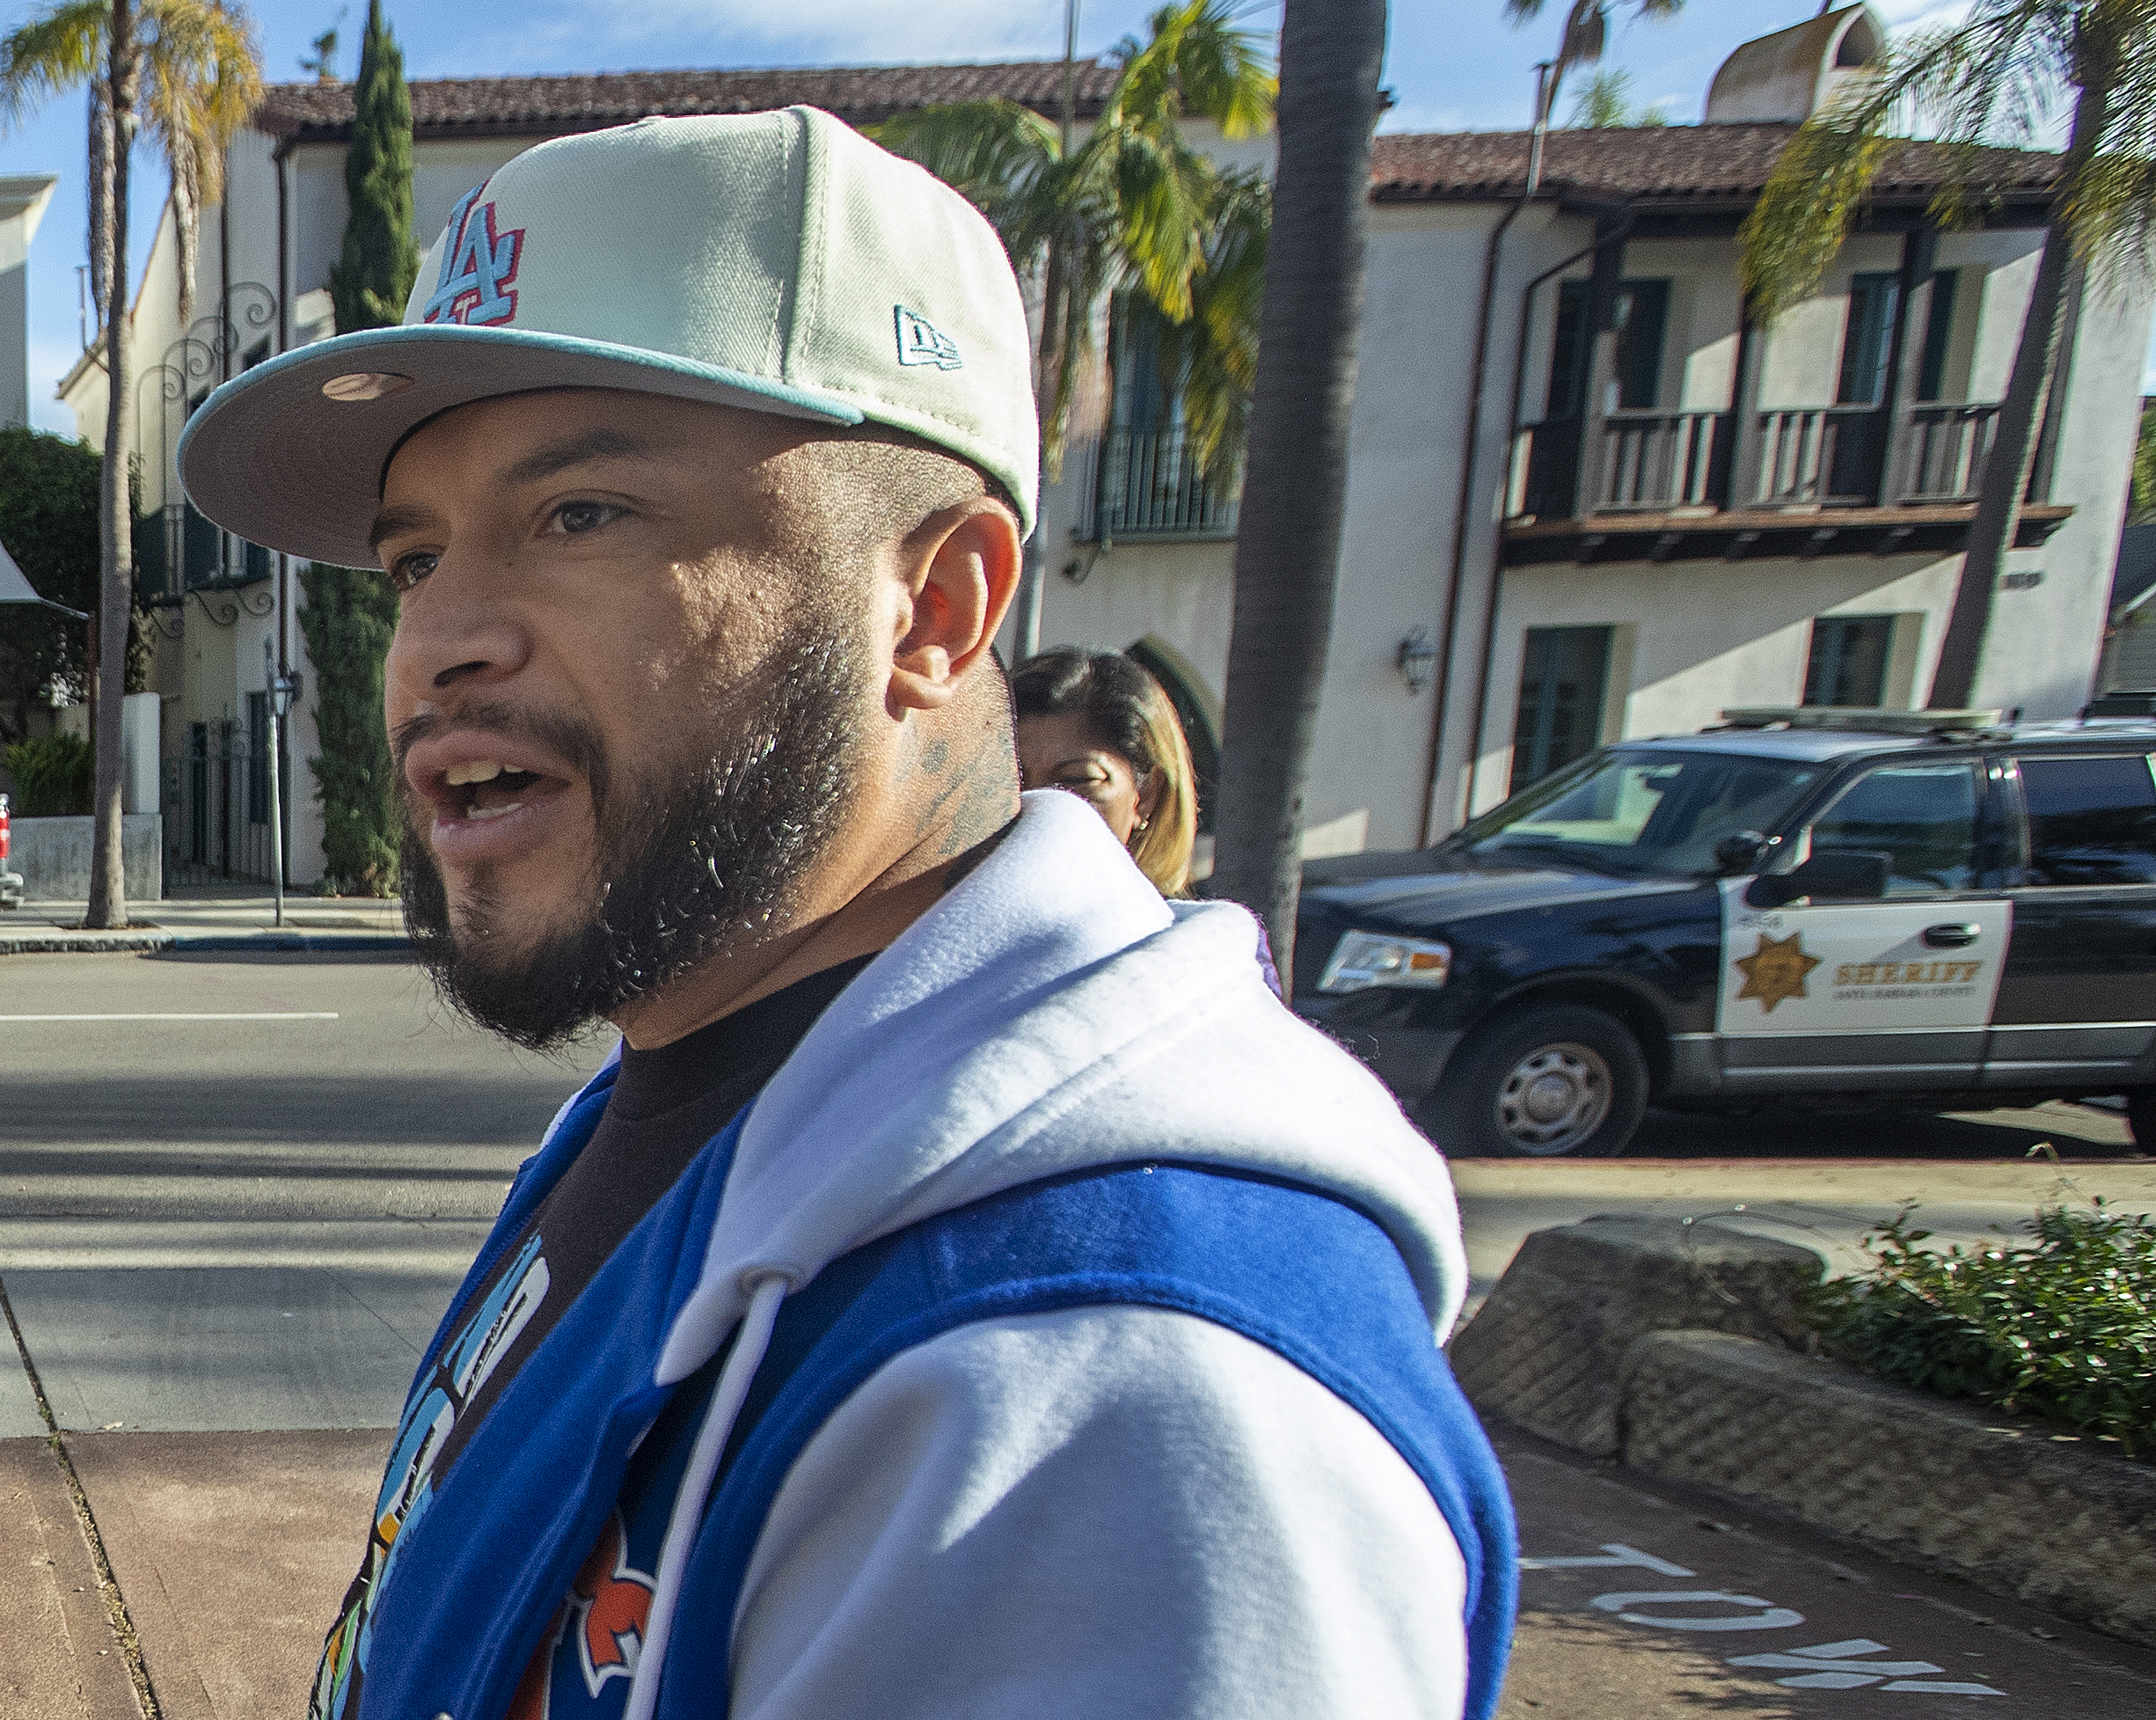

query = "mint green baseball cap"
(179, 106), (1039, 567)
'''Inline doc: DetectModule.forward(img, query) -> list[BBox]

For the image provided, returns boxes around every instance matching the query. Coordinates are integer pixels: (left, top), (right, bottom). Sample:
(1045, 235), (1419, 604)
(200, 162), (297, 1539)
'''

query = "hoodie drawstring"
(623, 1270), (793, 1720)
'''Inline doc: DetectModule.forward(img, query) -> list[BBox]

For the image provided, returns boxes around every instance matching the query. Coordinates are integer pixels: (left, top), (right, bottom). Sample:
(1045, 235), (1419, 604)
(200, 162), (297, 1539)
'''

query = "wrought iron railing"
(1089, 428), (1240, 539)
(135, 502), (275, 604)
(161, 726), (284, 886)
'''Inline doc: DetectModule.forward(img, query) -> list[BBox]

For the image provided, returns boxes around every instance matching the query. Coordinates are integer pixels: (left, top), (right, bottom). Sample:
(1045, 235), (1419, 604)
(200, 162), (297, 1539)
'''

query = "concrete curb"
(1449, 1215), (1823, 1456)
(1453, 1217), (2156, 1649)
(1620, 1329), (2156, 1649)
(166, 933), (411, 953)
(0, 926), (175, 955)
(0, 926), (409, 955)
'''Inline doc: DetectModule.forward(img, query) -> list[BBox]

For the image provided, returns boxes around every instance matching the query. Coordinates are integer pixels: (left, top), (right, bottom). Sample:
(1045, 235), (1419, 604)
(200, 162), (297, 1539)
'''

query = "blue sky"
(0, 0), (2126, 436)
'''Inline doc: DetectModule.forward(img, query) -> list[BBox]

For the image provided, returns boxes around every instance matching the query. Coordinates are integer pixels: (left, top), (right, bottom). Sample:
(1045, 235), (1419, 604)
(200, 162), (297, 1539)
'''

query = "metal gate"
(161, 714), (287, 887)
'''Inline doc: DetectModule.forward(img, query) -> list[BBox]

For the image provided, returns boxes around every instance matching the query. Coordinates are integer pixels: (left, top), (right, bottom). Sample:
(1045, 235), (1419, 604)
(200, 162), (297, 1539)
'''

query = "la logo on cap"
(423, 184), (525, 327)
(895, 306), (962, 370)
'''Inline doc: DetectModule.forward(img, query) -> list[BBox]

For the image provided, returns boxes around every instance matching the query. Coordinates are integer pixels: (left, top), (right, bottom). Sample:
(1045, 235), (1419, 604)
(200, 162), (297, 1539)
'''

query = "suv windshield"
(1455, 749), (1824, 878)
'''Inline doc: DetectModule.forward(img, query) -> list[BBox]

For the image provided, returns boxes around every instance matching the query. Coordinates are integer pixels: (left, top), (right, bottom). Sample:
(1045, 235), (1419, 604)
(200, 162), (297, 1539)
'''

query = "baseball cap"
(179, 106), (1039, 567)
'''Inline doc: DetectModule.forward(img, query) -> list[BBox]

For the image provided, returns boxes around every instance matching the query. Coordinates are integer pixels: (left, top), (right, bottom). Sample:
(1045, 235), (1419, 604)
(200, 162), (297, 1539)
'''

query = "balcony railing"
(1512, 399), (2003, 523)
(1087, 428), (1241, 541)
(1895, 403), (2001, 502)
(1750, 405), (1882, 507)
(1590, 408), (1729, 511)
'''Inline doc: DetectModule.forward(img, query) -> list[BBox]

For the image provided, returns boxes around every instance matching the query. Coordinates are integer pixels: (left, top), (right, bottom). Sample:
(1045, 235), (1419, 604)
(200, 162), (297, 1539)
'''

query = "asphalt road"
(4, 948), (2155, 1716)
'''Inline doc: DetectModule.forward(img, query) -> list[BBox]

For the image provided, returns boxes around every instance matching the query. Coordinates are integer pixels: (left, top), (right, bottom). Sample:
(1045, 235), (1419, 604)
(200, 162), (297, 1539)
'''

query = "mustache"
(391, 699), (612, 814)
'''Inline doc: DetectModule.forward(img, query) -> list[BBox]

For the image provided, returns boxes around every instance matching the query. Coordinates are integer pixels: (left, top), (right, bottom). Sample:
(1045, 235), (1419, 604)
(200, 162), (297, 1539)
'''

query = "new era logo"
(895, 306), (962, 370)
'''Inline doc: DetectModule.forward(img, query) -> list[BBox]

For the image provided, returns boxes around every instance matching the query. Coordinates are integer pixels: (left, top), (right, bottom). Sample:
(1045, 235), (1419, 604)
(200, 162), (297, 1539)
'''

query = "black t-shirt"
(435, 955), (875, 1472)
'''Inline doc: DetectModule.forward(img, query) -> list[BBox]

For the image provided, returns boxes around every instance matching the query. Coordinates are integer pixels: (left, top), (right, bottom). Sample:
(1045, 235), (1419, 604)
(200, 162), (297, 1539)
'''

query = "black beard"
(397, 632), (865, 1052)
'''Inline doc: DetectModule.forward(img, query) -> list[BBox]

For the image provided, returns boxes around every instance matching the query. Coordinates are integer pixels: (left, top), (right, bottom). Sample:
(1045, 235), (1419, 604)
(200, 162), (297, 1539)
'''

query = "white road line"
(0, 1011), (340, 1021)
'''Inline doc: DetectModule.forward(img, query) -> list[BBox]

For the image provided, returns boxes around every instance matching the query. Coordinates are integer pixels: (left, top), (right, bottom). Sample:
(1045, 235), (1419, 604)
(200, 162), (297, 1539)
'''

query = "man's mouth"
(402, 730), (583, 859)
(442, 758), (548, 822)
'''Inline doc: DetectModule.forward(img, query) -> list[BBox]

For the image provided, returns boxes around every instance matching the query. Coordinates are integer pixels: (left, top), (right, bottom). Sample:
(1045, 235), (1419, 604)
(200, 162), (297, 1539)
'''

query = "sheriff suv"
(1294, 708), (2156, 1157)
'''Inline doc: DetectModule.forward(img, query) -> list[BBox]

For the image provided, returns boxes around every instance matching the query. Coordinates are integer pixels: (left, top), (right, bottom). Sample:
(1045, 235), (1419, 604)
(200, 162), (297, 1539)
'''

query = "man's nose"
(384, 567), (533, 701)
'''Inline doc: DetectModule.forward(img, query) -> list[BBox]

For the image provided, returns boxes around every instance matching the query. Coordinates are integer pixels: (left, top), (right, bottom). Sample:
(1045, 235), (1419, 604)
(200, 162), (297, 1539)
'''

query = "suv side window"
(1807, 760), (1980, 894)
(2017, 753), (2156, 886)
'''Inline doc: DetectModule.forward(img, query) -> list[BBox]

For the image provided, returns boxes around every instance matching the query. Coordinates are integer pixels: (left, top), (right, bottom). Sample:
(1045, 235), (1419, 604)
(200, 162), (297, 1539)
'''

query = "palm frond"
(1164, 167), (1267, 477)
(866, 99), (1061, 263)
(0, 0), (108, 132)
(1097, 128), (1214, 320)
(1112, 1), (1275, 139)
(1738, 8), (2060, 324)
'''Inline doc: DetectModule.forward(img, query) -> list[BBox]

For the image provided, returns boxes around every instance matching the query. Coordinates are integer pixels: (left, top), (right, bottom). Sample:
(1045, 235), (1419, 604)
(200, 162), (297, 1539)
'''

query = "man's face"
(376, 389), (877, 1049)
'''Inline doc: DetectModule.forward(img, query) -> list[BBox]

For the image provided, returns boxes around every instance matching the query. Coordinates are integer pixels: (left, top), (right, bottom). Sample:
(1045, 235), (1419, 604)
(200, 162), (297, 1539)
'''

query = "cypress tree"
(311, 3), (413, 894)
(329, 0), (420, 333)
(298, 562), (400, 896)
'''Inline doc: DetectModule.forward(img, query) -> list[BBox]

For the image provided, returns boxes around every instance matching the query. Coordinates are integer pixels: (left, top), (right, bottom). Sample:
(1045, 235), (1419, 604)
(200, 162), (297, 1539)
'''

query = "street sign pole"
(264, 636), (289, 928)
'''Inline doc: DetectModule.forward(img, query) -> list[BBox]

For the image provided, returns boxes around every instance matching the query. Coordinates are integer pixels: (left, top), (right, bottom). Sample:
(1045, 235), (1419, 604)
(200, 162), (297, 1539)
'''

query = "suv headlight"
(1317, 931), (1452, 994)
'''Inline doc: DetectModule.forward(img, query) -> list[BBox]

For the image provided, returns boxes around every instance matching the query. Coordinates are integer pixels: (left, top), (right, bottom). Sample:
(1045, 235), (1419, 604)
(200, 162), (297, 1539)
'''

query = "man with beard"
(179, 109), (1514, 1720)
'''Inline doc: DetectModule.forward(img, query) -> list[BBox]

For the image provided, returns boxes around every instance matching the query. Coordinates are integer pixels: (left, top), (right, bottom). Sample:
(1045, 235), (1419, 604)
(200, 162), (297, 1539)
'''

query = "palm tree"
(869, 0), (1274, 655)
(0, 0), (260, 927)
(1737, 0), (2156, 712)
(1204, 0), (1385, 977)
(1567, 68), (1669, 128)
(1505, 0), (1685, 127)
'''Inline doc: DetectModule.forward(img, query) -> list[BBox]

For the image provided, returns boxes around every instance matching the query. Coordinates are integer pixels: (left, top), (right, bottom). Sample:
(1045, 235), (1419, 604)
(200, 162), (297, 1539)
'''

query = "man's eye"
(388, 552), (437, 594)
(553, 501), (621, 535)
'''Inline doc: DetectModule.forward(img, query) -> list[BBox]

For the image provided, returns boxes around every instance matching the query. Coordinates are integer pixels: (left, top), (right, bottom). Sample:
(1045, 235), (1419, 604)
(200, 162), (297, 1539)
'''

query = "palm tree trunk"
(1209, 0), (1385, 979)
(1927, 75), (2107, 711)
(86, 3), (136, 929)
(1018, 234), (1074, 661)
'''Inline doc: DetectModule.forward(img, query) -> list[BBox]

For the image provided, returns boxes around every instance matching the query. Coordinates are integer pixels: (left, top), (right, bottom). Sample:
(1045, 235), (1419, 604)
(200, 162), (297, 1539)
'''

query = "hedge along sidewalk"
(1451, 1216), (2156, 1649)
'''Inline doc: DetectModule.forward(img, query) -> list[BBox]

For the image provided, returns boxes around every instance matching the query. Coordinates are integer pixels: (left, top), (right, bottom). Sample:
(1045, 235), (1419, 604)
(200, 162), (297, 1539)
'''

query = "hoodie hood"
(627, 788), (1469, 1387)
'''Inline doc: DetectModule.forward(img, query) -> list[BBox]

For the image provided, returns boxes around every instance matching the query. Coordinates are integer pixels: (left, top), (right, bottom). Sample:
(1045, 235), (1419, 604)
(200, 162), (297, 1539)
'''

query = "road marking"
(0, 1012), (340, 1021)
(1526, 1537), (2008, 1697)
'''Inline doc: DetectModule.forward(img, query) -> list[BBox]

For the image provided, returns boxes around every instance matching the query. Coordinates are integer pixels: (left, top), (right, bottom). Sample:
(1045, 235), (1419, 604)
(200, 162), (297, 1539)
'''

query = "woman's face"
(1017, 713), (1161, 845)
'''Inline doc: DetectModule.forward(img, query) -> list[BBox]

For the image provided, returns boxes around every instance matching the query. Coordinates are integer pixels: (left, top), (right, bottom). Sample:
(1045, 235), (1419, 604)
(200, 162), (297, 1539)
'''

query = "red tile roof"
(254, 62), (1122, 144)
(1369, 124), (2059, 208)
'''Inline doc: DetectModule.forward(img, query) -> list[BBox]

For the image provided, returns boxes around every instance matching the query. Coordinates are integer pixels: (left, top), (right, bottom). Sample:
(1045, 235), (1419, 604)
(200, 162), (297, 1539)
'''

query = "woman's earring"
(1135, 816), (1151, 833)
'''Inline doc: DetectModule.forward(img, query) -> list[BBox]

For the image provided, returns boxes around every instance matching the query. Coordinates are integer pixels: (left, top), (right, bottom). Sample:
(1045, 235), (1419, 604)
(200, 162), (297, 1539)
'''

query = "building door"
(1547, 279), (1671, 418)
(1838, 272), (1901, 406)
(1986, 751), (2156, 1086)
(1804, 614), (1895, 706)
(1917, 270), (1959, 401)
(1510, 626), (1612, 794)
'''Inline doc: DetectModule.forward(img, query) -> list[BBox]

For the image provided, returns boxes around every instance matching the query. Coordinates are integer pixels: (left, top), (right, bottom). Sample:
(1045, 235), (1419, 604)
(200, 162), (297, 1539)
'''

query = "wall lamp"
(1397, 626), (1437, 695)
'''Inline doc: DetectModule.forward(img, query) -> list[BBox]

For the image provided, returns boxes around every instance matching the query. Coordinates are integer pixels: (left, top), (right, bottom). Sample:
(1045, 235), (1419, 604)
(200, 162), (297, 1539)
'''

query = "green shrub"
(1807, 1201), (2156, 1458)
(3, 731), (93, 816)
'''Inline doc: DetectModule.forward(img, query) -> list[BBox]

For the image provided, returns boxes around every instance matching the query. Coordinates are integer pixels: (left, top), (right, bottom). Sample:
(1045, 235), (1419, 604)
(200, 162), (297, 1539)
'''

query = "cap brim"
(178, 324), (864, 569)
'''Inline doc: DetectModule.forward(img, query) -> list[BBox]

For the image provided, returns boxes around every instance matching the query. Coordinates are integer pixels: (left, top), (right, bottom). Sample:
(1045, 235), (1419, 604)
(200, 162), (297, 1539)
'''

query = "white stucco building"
(1032, 4), (2150, 859)
(56, 7), (2149, 886)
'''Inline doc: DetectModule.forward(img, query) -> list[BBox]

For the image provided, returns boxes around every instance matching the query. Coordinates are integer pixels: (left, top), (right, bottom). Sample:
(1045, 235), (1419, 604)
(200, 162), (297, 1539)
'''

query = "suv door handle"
(1924, 923), (1980, 948)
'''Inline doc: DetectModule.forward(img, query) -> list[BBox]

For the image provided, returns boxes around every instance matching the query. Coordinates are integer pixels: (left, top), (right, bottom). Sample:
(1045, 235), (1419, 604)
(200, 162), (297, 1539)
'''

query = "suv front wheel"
(1418, 1004), (1648, 1159)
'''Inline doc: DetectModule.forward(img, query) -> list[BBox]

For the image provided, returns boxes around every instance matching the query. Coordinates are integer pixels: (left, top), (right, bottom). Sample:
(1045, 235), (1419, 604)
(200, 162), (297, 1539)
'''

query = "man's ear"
(888, 499), (1023, 714)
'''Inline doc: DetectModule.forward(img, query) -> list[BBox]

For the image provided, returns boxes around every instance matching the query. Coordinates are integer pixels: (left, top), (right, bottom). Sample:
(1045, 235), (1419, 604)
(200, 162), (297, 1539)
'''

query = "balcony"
(135, 501), (273, 605)
(1505, 401), (2068, 567)
(1078, 428), (1241, 542)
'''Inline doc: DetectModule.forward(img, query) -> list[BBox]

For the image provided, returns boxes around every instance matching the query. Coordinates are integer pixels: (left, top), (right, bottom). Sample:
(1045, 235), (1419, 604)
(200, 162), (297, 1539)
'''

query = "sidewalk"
(0, 894), (408, 955)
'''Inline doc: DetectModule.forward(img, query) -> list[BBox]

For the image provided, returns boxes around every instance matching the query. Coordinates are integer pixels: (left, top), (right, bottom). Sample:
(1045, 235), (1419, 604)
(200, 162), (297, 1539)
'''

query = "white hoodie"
(608, 788), (1477, 1719)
